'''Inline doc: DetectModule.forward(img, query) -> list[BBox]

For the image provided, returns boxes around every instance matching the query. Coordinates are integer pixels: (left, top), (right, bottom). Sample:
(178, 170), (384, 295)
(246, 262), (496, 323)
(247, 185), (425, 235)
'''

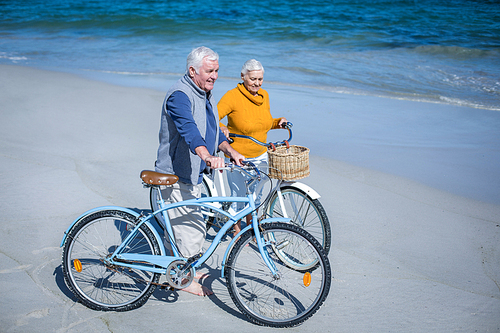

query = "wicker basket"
(268, 145), (310, 180)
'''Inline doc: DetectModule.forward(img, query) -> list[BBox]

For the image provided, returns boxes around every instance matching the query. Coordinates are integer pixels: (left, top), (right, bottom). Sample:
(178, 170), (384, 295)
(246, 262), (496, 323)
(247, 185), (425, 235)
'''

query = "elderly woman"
(217, 59), (288, 235)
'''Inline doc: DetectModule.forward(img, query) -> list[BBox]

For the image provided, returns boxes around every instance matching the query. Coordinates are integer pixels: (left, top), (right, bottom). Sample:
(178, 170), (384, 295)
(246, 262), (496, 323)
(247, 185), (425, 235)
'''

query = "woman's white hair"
(241, 59), (265, 76)
(186, 46), (219, 74)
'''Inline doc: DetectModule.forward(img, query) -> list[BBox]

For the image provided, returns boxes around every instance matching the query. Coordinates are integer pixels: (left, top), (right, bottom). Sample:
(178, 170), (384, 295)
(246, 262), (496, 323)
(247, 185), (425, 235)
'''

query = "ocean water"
(1, 0), (500, 203)
(1, 0), (499, 110)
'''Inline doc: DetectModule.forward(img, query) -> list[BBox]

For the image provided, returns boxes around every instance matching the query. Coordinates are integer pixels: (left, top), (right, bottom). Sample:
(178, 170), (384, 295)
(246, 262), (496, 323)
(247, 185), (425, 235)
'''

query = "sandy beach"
(1, 64), (499, 332)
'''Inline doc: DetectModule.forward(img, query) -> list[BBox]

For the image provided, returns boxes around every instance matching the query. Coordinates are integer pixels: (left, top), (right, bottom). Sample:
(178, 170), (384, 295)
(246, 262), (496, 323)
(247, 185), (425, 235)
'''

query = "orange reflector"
(303, 272), (311, 287)
(73, 259), (82, 272)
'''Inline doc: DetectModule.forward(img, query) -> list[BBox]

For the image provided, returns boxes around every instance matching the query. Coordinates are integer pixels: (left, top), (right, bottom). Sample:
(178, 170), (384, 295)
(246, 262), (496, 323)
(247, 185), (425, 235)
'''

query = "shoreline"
(35, 64), (500, 112)
(2, 63), (500, 205)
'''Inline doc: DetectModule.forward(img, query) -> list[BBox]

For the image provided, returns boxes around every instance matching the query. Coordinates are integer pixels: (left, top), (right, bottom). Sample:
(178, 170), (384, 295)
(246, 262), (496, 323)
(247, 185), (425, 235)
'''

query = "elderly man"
(155, 46), (244, 296)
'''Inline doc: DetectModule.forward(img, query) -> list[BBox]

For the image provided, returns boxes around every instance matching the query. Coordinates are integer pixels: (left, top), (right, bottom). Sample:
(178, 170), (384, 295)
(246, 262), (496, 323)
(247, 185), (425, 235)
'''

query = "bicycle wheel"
(266, 186), (331, 254)
(62, 210), (161, 311)
(225, 222), (331, 327)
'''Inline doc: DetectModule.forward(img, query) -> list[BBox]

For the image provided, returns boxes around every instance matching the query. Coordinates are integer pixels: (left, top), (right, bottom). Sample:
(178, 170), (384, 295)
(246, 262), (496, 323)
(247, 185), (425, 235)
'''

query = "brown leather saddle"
(140, 170), (179, 186)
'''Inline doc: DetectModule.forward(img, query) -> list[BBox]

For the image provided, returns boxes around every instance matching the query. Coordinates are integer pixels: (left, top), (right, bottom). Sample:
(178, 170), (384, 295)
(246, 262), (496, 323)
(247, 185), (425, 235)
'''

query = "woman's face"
(241, 70), (264, 96)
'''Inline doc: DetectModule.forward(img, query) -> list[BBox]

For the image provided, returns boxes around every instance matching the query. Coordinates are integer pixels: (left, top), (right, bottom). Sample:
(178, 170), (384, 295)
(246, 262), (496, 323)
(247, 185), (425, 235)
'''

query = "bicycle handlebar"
(227, 122), (293, 148)
(216, 161), (260, 177)
(210, 161), (264, 191)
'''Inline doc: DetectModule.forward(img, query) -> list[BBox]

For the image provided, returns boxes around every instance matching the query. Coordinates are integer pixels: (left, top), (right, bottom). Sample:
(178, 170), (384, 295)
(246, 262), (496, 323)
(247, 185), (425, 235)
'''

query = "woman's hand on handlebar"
(278, 118), (289, 128)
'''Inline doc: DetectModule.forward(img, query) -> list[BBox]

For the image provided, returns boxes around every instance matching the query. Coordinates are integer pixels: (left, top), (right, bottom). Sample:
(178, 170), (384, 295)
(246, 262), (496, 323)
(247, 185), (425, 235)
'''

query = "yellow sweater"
(218, 83), (282, 158)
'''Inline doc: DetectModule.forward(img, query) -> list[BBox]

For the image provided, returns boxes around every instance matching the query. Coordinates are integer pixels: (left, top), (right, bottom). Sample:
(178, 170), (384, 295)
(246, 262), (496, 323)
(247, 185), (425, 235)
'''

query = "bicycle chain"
(107, 253), (203, 291)
(105, 261), (178, 290)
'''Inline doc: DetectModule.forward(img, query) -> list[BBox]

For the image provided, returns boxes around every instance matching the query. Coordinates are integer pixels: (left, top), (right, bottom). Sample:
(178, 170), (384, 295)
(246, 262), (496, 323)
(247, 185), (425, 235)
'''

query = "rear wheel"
(62, 210), (160, 311)
(225, 222), (331, 327)
(266, 186), (331, 254)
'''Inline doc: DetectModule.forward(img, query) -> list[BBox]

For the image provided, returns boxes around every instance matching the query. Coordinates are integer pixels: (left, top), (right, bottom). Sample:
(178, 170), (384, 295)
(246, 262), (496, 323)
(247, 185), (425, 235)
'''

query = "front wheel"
(225, 223), (331, 327)
(62, 210), (161, 311)
(266, 186), (331, 254)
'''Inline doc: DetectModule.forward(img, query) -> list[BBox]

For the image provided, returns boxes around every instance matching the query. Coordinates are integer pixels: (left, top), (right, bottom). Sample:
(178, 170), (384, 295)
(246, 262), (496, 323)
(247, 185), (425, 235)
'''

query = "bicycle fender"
(59, 206), (165, 256)
(282, 181), (321, 200)
(220, 217), (291, 279)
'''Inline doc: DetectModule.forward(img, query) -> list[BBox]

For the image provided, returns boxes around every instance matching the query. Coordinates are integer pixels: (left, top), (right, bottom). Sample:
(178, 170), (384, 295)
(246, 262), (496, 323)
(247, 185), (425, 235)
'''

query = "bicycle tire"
(62, 210), (161, 311)
(266, 186), (331, 254)
(225, 222), (331, 327)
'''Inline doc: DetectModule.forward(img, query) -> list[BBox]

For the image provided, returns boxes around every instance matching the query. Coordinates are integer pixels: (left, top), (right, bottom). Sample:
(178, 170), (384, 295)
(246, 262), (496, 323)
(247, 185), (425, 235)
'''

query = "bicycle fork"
(276, 187), (289, 219)
(221, 199), (282, 279)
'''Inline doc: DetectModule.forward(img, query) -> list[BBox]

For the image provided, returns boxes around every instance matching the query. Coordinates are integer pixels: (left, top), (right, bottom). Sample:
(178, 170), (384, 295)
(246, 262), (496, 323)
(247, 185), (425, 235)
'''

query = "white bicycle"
(150, 123), (331, 254)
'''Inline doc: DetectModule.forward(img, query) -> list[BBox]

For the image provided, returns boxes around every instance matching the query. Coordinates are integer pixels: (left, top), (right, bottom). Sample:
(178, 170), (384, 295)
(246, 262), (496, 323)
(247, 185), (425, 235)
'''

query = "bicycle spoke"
(62, 211), (160, 311)
(226, 223), (331, 327)
(267, 188), (331, 254)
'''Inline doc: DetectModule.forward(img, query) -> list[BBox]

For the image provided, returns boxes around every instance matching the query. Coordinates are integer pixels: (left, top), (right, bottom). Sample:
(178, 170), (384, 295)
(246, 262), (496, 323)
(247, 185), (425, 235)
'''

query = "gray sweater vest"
(155, 74), (219, 185)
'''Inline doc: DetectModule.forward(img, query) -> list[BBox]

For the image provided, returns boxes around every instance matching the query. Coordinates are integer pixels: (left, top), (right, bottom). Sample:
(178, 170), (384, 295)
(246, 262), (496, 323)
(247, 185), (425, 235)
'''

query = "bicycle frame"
(61, 178), (292, 280)
(60, 158), (332, 327)
(202, 168), (321, 222)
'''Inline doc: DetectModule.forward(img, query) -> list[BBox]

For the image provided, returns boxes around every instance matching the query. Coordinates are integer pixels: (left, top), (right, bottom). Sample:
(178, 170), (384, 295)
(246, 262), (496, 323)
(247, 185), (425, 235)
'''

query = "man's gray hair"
(241, 59), (265, 76)
(186, 46), (219, 74)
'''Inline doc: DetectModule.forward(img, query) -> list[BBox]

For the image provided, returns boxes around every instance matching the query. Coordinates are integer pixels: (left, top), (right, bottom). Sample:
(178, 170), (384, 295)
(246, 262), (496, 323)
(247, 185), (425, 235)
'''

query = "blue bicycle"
(150, 123), (331, 254)
(61, 163), (331, 327)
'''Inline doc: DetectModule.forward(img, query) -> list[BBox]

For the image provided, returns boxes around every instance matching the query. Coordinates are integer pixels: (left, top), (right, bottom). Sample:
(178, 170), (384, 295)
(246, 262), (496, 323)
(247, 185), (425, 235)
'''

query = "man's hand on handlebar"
(204, 155), (225, 169)
(214, 140), (245, 167)
(220, 125), (230, 139)
(227, 151), (245, 167)
(196, 145), (236, 169)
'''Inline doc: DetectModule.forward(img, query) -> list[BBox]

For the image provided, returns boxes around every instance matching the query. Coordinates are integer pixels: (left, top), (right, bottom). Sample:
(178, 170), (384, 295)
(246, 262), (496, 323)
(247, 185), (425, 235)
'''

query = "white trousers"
(160, 181), (205, 258)
(225, 151), (268, 210)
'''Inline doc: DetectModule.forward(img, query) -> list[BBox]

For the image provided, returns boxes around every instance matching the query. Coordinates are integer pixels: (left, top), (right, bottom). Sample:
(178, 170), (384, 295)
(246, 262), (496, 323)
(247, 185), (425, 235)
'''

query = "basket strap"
(268, 142), (276, 151)
(284, 140), (290, 149)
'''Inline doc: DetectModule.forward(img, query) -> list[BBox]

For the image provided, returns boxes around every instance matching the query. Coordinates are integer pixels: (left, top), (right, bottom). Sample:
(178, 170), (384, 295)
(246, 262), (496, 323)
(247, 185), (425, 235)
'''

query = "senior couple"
(155, 46), (287, 296)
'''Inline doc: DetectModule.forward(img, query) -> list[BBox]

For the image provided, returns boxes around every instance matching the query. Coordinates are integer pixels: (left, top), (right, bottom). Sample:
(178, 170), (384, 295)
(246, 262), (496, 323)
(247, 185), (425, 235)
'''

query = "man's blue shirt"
(166, 90), (226, 182)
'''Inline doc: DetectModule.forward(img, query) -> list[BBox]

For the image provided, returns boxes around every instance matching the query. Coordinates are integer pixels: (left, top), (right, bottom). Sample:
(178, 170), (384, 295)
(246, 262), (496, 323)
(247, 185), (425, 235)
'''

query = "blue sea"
(1, 0), (500, 203)
(1, 0), (499, 110)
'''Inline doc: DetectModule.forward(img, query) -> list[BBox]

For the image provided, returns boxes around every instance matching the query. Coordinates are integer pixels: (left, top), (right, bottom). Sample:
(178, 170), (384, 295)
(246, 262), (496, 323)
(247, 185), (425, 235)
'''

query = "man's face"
(189, 57), (219, 92)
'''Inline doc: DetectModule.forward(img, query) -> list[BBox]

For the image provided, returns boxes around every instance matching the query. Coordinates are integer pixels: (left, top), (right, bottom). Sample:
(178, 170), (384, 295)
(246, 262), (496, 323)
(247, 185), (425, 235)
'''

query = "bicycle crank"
(165, 260), (195, 289)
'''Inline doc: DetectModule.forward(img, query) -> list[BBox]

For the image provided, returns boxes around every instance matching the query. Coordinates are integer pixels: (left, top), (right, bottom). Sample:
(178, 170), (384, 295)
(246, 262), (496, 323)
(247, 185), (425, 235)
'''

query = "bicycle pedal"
(186, 253), (203, 264)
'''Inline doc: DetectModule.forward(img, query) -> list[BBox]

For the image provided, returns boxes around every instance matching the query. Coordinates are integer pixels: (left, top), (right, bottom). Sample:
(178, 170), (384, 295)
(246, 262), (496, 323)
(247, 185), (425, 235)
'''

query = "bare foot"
(182, 280), (213, 296)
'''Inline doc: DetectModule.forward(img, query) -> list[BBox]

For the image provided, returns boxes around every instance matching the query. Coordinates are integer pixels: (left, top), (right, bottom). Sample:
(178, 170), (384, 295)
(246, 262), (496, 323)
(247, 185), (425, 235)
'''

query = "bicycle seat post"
(155, 186), (165, 207)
